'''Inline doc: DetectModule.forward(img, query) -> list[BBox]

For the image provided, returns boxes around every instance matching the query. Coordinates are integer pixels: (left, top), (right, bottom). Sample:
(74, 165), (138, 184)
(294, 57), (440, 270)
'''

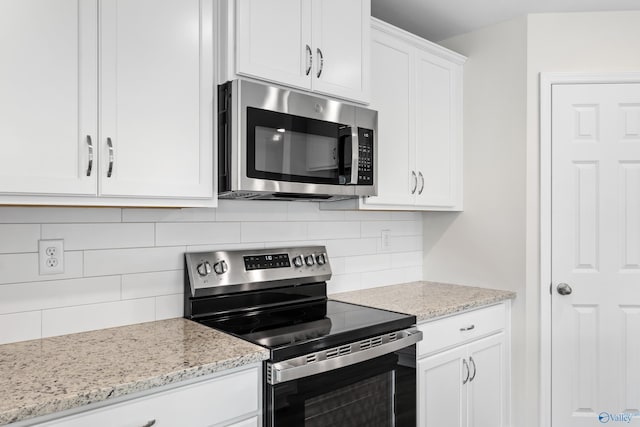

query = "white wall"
(0, 201), (422, 344)
(434, 16), (529, 424)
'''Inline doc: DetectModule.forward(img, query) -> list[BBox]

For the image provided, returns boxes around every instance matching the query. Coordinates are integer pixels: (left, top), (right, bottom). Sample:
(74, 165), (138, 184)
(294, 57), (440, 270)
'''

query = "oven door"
(265, 330), (420, 427)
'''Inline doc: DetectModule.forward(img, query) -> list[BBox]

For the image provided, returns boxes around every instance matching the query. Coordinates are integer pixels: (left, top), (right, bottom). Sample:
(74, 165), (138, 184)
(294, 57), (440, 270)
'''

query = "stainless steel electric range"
(184, 246), (422, 427)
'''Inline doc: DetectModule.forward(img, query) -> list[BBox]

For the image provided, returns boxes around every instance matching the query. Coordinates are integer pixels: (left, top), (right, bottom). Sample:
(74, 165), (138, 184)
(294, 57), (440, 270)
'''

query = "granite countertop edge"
(1, 352), (269, 426)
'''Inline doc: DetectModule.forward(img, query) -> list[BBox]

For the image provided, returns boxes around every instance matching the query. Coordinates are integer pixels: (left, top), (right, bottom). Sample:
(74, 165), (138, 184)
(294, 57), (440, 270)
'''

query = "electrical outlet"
(39, 239), (64, 275)
(380, 229), (391, 252)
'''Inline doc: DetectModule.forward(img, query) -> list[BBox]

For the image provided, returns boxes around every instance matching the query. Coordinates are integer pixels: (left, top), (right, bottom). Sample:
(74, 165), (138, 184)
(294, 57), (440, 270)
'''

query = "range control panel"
(357, 127), (374, 185)
(185, 246), (332, 297)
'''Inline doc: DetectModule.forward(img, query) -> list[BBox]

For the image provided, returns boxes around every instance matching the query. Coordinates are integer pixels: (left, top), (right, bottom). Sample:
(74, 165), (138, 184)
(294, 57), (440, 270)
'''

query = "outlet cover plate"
(39, 239), (64, 275)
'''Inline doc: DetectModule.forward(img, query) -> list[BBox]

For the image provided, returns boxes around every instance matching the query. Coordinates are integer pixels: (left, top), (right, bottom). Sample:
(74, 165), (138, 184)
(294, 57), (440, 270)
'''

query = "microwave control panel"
(357, 128), (374, 185)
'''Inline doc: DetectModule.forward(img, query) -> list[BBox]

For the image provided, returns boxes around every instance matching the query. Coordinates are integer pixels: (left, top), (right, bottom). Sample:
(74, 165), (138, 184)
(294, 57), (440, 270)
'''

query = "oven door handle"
(267, 328), (423, 385)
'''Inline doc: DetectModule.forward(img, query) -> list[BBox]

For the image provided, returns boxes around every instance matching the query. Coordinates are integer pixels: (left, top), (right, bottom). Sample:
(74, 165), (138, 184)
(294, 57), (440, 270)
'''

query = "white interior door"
(551, 83), (640, 425)
(0, 0), (97, 196)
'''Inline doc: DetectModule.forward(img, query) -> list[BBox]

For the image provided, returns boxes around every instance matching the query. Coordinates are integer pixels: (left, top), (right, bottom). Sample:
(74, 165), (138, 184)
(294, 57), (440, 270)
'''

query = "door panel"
(236, 0), (311, 90)
(0, 0), (97, 195)
(467, 334), (506, 427)
(99, 0), (213, 199)
(418, 346), (467, 427)
(552, 83), (640, 425)
(311, 0), (369, 103)
(363, 30), (414, 207)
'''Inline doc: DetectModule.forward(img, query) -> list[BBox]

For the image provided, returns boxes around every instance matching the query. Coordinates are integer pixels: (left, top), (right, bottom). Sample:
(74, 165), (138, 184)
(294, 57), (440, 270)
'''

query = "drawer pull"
(141, 420), (156, 427)
(459, 324), (475, 332)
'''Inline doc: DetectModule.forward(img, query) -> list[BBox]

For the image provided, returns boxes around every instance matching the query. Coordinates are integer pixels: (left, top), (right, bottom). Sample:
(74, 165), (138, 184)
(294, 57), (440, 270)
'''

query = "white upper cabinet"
(333, 18), (464, 211)
(99, 0), (214, 200)
(230, 0), (370, 104)
(236, 0), (312, 90)
(0, 0), (97, 196)
(0, 0), (215, 207)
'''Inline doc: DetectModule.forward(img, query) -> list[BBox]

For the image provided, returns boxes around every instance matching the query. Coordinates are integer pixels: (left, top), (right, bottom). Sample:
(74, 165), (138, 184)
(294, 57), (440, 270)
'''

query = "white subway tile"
(361, 220), (422, 238)
(0, 207), (121, 223)
(306, 221), (360, 240)
(388, 235), (423, 253)
(0, 224), (40, 253)
(187, 242), (266, 252)
(241, 222), (307, 243)
(360, 269), (407, 289)
(0, 311), (41, 344)
(122, 270), (183, 299)
(391, 251), (423, 269)
(391, 211), (423, 221)
(326, 273), (362, 294)
(403, 266), (423, 283)
(155, 294), (183, 320)
(42, 223), (154, 250)
(122, 208), (216, 222)
(263, 240), (326, 249)
(84, 246), (185, 276)
(287, 203), (345, 221)
(329, 257), (346, 275)
(42, 298), (156, 338)
(343, 210), (392, 221)
(156, 222), (240, 246)
(216, 200), (288, 222)
(324, 238), (378, 257)
(0, 276), (121, 314)
(0, 252), (83, 285)
(344, 254), (392, 274)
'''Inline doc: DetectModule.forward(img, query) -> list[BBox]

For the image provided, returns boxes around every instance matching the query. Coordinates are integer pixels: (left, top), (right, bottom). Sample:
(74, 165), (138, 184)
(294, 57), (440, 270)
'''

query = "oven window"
(247, 107), (346, 185)
(267, 348), (416, 427)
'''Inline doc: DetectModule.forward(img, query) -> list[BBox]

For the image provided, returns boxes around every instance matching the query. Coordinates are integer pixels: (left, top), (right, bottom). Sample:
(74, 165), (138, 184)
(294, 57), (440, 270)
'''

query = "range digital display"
(244, 253), (291, 271)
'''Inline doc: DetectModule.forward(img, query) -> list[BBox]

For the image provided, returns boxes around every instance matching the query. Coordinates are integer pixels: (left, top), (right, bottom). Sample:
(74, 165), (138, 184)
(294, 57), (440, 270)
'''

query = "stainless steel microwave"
(218, 80), (377, 201)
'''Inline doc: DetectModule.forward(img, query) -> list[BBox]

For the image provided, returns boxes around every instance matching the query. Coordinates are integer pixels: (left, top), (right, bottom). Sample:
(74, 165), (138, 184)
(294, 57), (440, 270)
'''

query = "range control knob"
(213, 260), (228, 275)
(305, 255), (315, 266)
(196, 261), (212, 277)
(316, 253), (327, 265)
(293, 255), (304, 268)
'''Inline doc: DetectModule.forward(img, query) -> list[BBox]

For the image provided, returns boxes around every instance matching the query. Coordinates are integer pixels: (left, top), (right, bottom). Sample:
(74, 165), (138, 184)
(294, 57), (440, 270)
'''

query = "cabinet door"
(236, 0), (312, 90)
(414, 49), (463, 209)
(418, 346), (467, 427)
(310, 0), (370, 103)
(467, 334), (508, 427)
(99, 0), (214, 199)
(363, 28), (415, 207)
(0, 0), (97, 196)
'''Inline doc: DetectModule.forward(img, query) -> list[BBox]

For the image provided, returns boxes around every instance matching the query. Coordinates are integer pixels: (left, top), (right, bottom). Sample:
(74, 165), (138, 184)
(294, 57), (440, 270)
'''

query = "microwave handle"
(350, 129), (359, 185)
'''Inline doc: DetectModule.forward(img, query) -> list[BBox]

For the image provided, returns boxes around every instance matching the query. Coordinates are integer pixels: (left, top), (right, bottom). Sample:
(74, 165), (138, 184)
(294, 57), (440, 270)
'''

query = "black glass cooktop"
(200, 299), (415, 362)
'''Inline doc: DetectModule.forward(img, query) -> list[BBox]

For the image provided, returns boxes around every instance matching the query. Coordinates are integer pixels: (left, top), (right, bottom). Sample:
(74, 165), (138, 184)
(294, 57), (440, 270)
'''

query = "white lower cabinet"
(32, 366), (260, 427)
(417, 303), (511, 427)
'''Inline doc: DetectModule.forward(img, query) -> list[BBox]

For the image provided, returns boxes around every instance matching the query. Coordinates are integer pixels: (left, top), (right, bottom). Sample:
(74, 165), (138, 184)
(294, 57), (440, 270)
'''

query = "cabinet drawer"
(38, 368), (259, 427)
(417, 303), (506, 357)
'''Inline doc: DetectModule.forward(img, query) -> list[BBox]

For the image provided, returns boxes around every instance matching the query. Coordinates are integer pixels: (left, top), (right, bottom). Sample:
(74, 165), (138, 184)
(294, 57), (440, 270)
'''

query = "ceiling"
(371, 0), (640, 41)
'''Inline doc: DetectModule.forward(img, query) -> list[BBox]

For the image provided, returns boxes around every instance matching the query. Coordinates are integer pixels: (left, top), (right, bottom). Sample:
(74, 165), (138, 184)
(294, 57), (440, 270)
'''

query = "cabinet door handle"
(418, 171), (424, 195)
(469, 356), (477, 382)
(141, 420), (156, 427)
(411, 171), (418, 194)
(462, 358), (470, 385)
(459, 324), (475, 332)
(86, 135), (93, 177)
(316, 48), (324, 78)
(106, 137), (114, 178)
(305, 44), (312, 76)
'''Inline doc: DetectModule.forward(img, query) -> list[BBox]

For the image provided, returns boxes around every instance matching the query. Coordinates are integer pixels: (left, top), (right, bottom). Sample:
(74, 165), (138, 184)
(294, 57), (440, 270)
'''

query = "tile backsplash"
(0, 201), (422, 344)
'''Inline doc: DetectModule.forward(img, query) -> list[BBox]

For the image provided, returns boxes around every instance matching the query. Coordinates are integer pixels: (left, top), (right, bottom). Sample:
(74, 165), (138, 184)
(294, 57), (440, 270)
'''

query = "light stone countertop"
(0, 318), (269, 426)
(330, 281), (516, 322)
